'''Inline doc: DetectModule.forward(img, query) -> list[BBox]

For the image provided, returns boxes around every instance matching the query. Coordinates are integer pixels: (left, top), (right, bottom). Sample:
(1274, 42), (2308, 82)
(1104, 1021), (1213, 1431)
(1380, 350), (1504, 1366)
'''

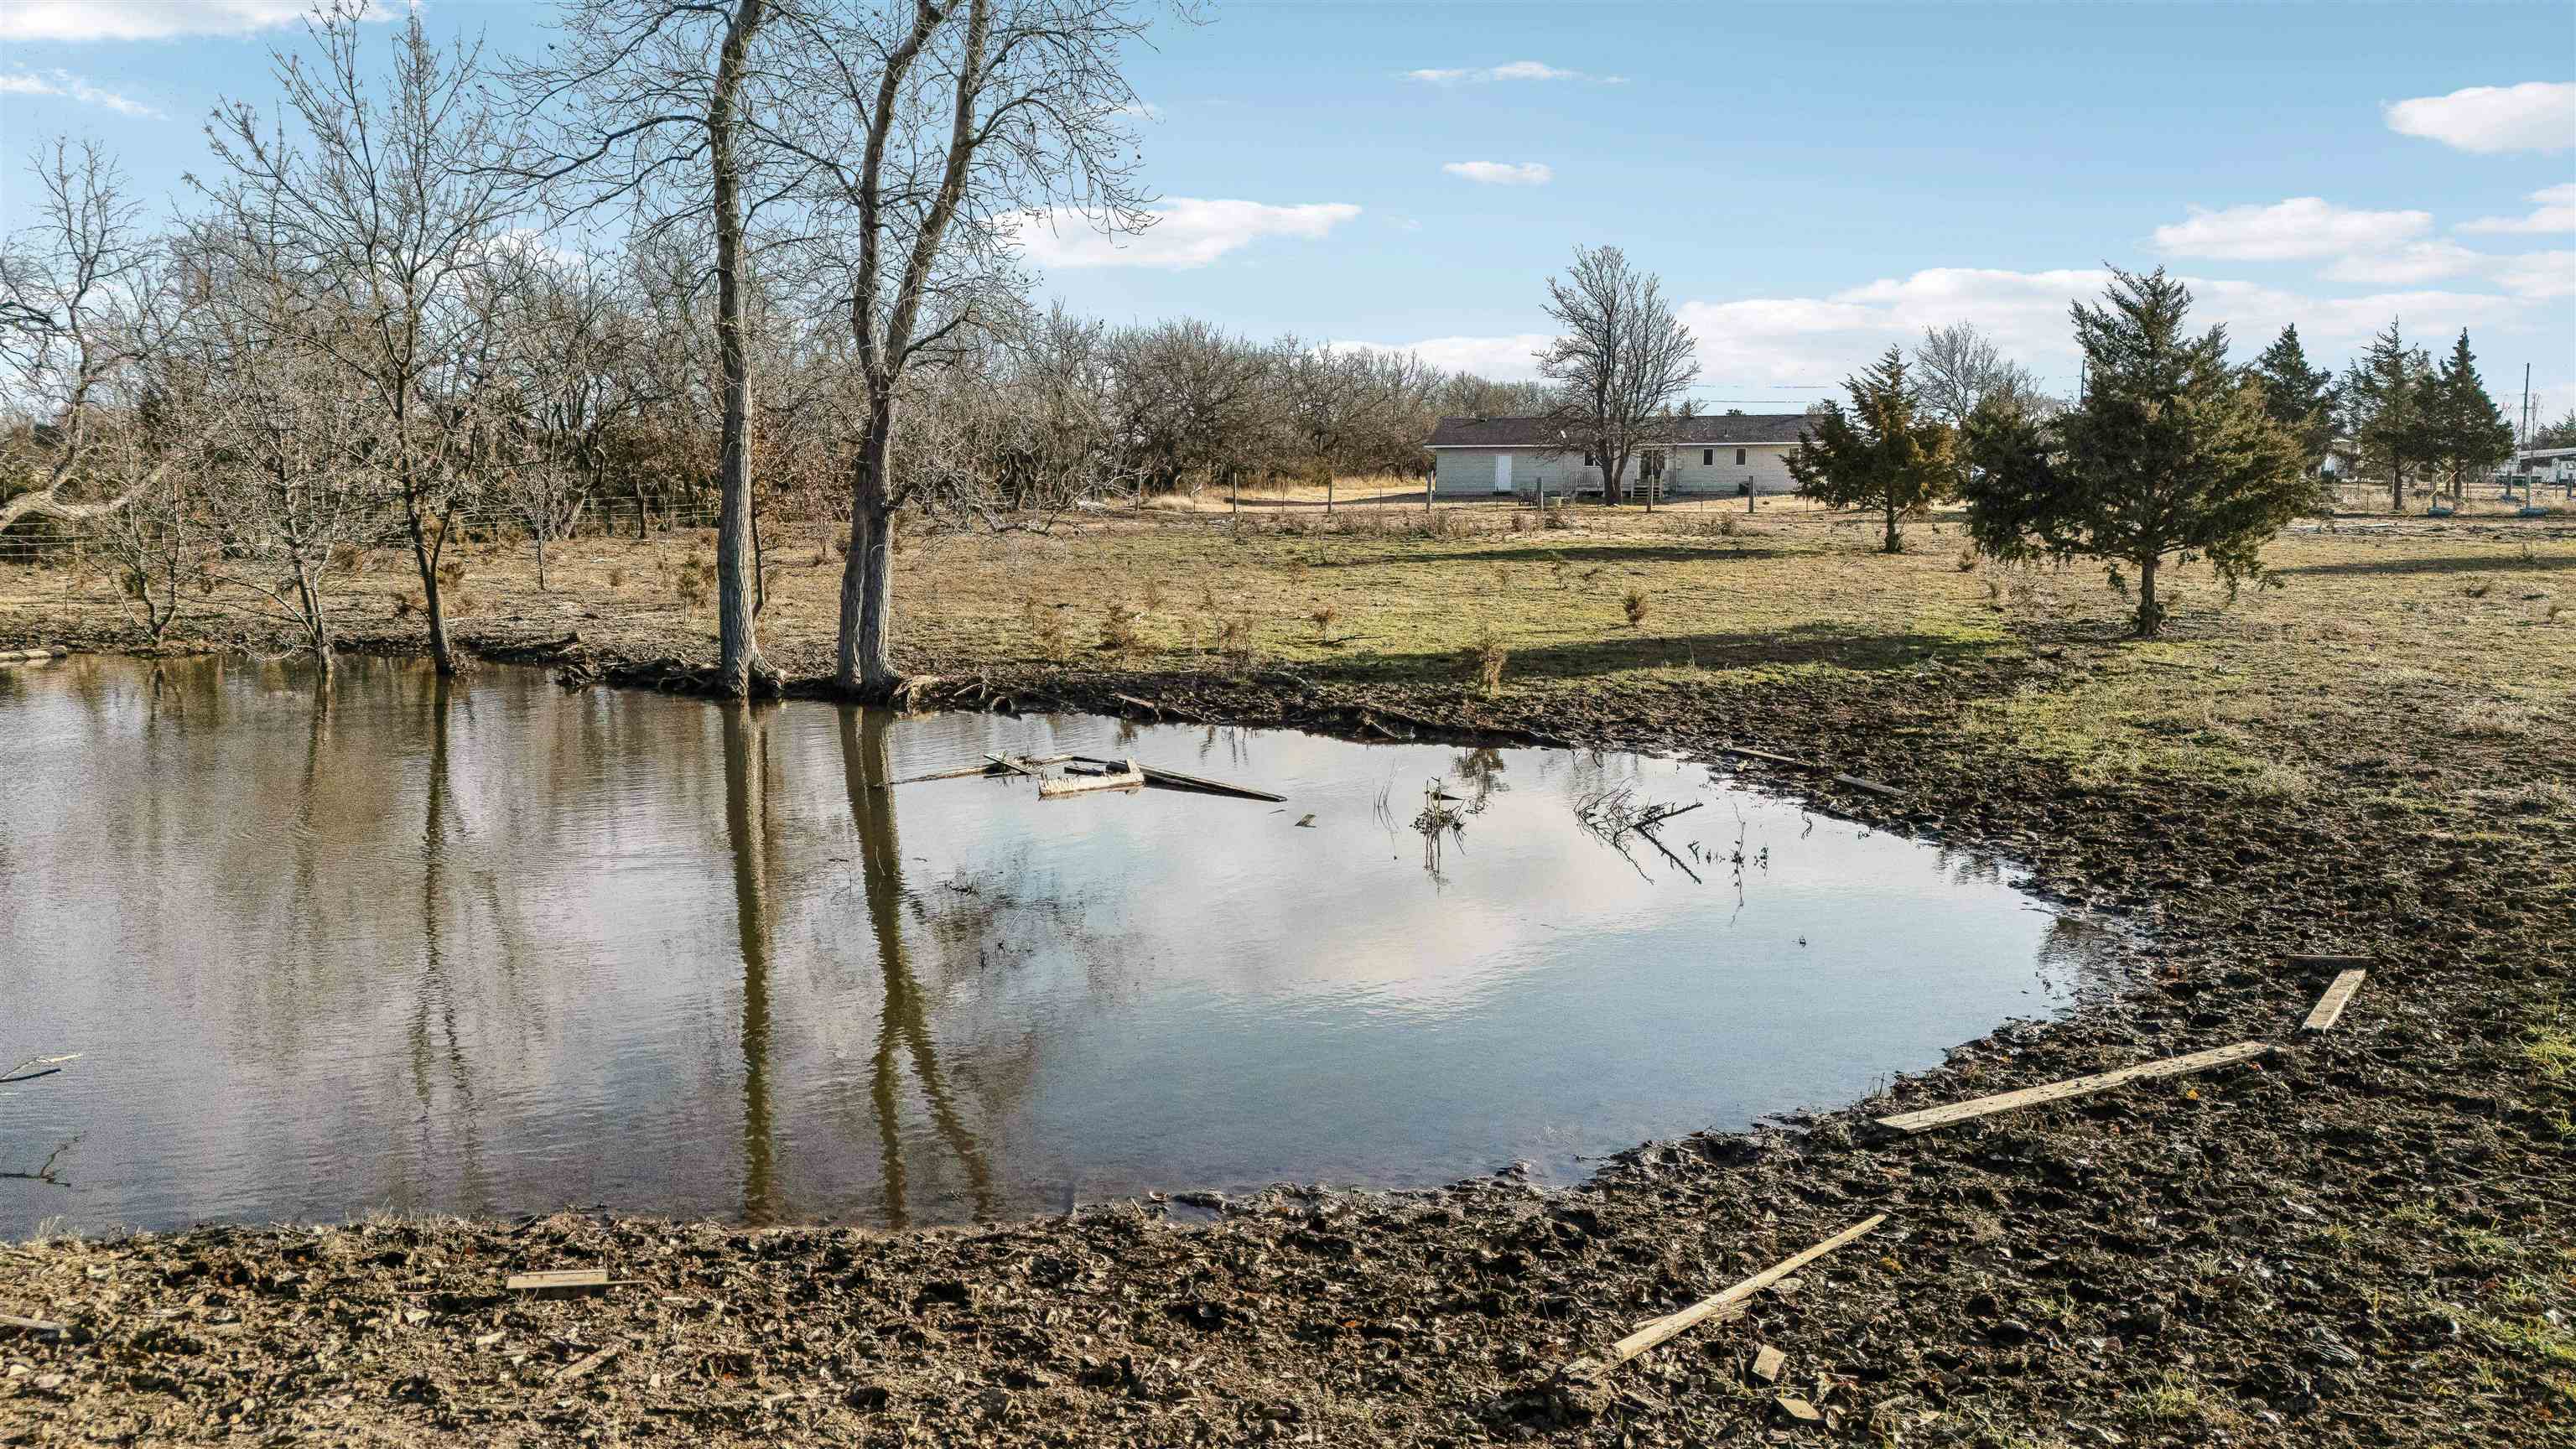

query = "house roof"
(1427, 413), (1811, 448)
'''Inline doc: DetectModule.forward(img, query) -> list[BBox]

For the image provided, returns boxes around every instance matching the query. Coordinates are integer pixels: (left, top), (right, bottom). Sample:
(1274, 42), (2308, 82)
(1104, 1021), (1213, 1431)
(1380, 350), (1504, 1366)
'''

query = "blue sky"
(5, 1), (2571, 414)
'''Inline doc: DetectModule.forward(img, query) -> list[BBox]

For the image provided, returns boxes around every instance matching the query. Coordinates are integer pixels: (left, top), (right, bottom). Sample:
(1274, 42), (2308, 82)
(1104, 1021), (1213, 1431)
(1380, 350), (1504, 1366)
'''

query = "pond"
(0, 655), (2105, 1239)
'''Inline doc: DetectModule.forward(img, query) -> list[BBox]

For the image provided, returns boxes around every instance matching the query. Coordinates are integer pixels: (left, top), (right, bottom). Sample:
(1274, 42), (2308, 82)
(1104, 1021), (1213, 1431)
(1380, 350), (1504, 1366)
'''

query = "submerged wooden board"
(1873, 1041), (2272, 1135)
(2301, 969), (2368, 1033)
(1575, 1214), (1887, 1372)
(1071, 756), (1286, 802)
(1036, 764), (1144, 797)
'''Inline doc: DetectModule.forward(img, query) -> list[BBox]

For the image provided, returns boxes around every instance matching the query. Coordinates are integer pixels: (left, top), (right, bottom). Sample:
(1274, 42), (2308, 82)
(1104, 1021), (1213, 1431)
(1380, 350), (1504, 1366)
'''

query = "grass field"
(7, 500), (2571, 826)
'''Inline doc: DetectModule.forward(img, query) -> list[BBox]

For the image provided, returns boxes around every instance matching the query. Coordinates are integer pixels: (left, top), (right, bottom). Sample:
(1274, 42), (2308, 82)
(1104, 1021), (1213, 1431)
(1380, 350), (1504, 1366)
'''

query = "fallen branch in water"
(1, 1052), (80, 1085)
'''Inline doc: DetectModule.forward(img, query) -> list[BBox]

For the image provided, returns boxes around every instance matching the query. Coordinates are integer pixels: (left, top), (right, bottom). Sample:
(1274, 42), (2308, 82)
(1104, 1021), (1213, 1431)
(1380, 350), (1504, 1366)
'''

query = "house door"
(1493, 454), (1513, 493)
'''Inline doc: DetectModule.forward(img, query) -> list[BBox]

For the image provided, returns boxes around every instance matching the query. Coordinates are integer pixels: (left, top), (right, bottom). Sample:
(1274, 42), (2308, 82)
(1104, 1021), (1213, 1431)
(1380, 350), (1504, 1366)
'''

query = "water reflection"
(835, 705), (996, 1228)
(1, 655), (2106, 1238)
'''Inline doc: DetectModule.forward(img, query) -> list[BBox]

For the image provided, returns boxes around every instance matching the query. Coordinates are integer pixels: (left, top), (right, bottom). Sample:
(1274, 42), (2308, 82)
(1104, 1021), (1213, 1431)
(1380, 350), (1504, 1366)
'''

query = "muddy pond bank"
(3, 591), (2570, 1446)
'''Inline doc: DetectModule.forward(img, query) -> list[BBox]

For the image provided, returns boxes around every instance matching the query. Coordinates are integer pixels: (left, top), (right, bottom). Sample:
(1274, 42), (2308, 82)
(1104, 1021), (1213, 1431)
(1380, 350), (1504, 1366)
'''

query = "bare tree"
(0, 141), (174, 536)
(773, 0), (1157, 698)
(1535, 244), (1699, 506)
(496, 249), (647, 587)
(1914, 322), (2048, 428)
(185, 221), (386, 667)
(202, 3), (525, 674)
(516, 0), (812, 696)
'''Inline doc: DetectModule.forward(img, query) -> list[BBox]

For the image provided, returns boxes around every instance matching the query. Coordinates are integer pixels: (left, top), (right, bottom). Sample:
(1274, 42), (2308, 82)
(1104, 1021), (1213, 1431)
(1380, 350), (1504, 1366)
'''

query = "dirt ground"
(2, 501), (2571, 1446)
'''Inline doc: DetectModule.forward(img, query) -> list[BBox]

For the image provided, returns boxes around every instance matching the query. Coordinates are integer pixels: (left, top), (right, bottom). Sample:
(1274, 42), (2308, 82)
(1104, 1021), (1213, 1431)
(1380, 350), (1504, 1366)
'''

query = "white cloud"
(0, 69), (159, 118)
(1405, 60), (1625, 86)
(1442, 161), (1552, 186)
(2153, 197), (2431, 261)
(2490, 249), (2575, 299)
(2459, 182), (2576, 235)
(1012, 198), (1359, 270)
(1337, 333), (1557, 378)
(1, 0), (321, 42)
(2319, 238), (2487, 285)
(2385, 80), (2575, 153)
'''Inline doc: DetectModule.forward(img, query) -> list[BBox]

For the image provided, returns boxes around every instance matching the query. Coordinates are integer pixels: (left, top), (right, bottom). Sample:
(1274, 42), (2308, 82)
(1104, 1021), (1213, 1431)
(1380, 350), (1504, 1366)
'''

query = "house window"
(1702, 449), (1713, 465)
(1736, 448), (1748, 466)
(1582, 451), (1593, 466)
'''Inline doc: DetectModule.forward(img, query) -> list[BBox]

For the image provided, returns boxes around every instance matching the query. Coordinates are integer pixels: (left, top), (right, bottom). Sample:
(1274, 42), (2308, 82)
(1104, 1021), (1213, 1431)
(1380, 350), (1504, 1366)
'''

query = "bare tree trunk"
(710, 0), (770, 699)
(2135, 555), (2162, 638)
(405, 503), (455, 675)
(1883, 501), (1901, 553)
(2389, 455), (2403, 514)
(295, 565), (334, 672)
(835, 397), (899, 696)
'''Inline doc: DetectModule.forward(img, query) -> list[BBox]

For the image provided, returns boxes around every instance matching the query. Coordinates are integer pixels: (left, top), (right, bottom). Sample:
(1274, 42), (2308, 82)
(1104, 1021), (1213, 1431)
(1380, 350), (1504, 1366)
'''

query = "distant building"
(1426, 414), (1810, 500)
(2509, 446), (2576, 486)
(2319, 436), (2362, 477)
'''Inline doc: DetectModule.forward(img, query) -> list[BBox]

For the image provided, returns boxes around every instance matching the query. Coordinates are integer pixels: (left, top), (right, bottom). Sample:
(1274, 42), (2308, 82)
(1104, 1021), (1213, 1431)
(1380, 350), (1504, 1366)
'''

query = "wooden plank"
(0, 1312), (66, 1335)
(1830, 772), (1901, 797)
(1750, 1344), (1786, 1382)
(2301, 969), (2368, 1033)
(2285, 953), (2371, 967)
(1071, 756), (1286, 802)
(1721, 744), (1816, 770)
(1577, 1214), (1886, 1372)
(1873, 1041), (2272, 1135)
(984, 753), (1046, 779)
(507, 1268), (610, 1291)
(1037, 761), (1144, 797)
(880, 755), (1070, 788)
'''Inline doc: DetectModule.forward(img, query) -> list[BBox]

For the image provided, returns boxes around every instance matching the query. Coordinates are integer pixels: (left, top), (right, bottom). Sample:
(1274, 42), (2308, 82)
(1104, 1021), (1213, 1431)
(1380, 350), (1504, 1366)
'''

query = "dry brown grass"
(5, 504), (2571, 824)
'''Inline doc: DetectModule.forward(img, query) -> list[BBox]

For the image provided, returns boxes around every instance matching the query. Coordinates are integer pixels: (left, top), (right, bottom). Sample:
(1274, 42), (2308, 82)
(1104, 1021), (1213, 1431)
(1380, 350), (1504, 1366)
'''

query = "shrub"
(1100, 600), (1141, 652)
(1311, 604), (1340, 639)
(1474, 628), (1508, 698)
(1623, 589), (1649, 627)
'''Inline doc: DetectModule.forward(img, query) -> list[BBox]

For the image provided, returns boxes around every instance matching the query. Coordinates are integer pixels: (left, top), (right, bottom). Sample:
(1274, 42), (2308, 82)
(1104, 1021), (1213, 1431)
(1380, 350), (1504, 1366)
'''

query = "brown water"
(0, 654), (2102, 1238)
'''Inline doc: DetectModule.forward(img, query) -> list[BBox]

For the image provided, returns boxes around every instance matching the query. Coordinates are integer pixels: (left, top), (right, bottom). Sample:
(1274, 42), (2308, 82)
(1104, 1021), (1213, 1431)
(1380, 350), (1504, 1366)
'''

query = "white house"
(2510, 445), (2576, 486)
(1426, 414), (1811, 500)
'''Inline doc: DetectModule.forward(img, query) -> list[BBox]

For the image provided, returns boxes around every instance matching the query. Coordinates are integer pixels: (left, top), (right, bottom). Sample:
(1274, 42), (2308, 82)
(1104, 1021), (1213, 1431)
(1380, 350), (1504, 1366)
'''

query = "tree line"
(0, 3), (1565, 693)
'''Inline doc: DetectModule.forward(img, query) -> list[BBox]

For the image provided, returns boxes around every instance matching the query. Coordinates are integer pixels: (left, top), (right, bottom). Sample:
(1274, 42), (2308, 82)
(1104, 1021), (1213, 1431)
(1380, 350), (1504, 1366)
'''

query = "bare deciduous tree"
(203, 3), (526, 673)
(1535, 244), (1699, 506)
(1914, 322), (2049, 428)
(516, 0), (811, 695)
(774, 0), (1157, 698)
(0, 141), (174, 536)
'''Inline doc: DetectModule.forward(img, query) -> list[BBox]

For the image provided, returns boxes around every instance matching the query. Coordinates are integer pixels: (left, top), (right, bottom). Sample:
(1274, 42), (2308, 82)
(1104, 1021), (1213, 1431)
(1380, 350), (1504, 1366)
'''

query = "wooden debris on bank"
(505, 1269), (619, 1296)
(1750, 1343), (1787, 1382)
(0, 1312), (67, 1336)
(1873, 1041), (2272, 1136)
(1566, 1213), (1887, 1377)
(2301, 969), (2368, 1033)
(1721, 744), (1898, 797)
(2285, 953), (2372, 968)
(553, 1338), (624, 1385)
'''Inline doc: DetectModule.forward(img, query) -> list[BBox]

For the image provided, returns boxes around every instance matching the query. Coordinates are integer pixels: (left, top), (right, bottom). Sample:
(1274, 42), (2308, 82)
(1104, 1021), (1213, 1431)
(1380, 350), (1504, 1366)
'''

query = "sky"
(3, 0), (2572, 418)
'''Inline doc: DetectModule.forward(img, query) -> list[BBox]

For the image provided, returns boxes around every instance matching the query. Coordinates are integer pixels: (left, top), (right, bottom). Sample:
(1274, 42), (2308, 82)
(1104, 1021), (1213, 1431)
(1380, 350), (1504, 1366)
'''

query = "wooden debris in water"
(1073, 756), (1286, 802)
(1037, 759), (1144, 797)
(2301, 969), (2368, 1033)
(0, 1052), (80, 1085)
(1872, 1041), (2272, 1135)
(1567, 1213), (1886, 1375)
(879, 755), (1071, 788)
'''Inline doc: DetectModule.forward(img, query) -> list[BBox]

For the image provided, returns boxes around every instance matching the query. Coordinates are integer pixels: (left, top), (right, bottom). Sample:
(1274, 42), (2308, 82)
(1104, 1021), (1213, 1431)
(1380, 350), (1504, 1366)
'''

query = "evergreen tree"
(2427, 330), (2515, 501)
(1959, 267), (2307, 638)
(2535, 409), (2576, 450)
(1784, 345), (1954, 553)
(2246, 324), (2337, 478)
(2340, 321), (2435, 512)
